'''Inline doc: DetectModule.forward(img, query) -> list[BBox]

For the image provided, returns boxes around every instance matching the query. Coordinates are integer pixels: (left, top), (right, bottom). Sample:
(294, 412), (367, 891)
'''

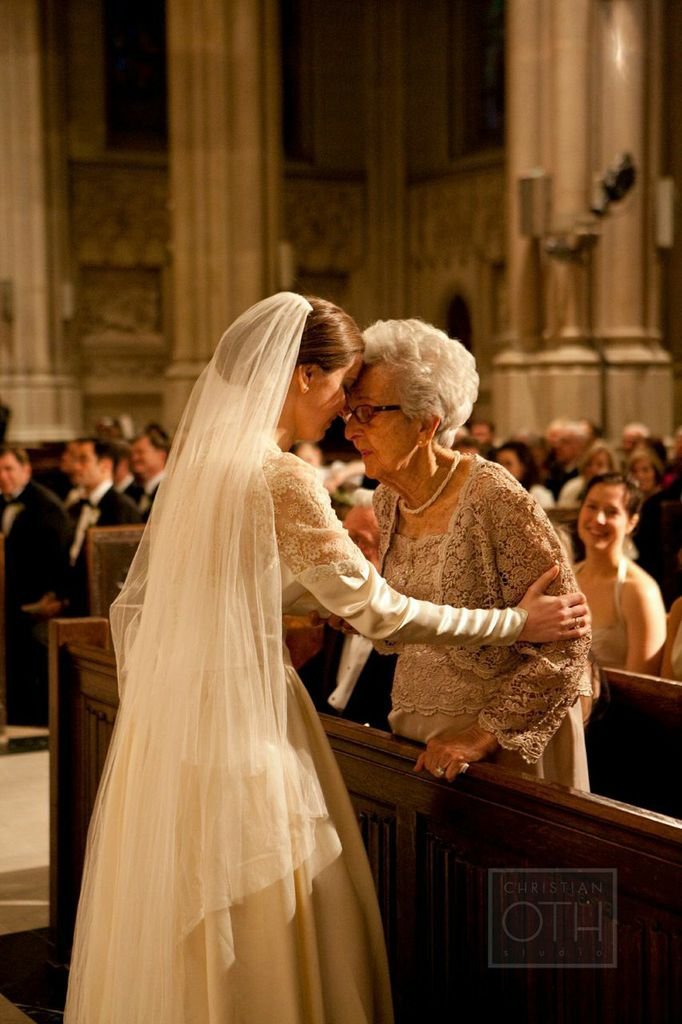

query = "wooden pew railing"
(85, 524), (145, 617)
(49, 622), (682, 1024)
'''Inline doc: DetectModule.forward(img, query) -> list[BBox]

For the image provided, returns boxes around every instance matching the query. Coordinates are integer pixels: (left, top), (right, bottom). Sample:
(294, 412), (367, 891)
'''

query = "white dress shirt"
(138, 471), (166, 514)
(115, 473), (135, 494)
(1, 488), (27, 536)
(69, 479), (112, 565)
(327, 633), (374, 711)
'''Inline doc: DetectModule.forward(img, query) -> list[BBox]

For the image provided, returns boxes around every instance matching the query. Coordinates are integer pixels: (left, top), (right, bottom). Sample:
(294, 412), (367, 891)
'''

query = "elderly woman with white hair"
(344, 319), (592, 787)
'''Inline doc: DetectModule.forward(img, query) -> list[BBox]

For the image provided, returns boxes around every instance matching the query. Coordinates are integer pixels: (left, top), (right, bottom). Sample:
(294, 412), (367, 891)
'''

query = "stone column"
(495, 0), (671, 438)
(493, 0), (549, 436)
(594, 0), (672, 439)
(0, 0), (81, 441)
(164, 0), (282, 427)
(533, 0), (601, 427)
(364, 0), (406, 321)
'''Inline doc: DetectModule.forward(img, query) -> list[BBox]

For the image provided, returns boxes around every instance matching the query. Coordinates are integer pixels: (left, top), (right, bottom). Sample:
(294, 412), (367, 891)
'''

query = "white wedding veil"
(65, 292), (332, 1022)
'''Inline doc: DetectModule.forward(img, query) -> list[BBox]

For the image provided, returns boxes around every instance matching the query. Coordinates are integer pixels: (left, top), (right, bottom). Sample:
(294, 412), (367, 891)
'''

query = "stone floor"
(0, 730), (66, 1023)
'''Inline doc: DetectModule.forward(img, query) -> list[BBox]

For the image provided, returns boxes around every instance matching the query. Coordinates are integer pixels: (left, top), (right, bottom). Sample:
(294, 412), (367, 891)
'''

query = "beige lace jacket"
(374, 456), (591, 763)
(264, 449), (527, 645)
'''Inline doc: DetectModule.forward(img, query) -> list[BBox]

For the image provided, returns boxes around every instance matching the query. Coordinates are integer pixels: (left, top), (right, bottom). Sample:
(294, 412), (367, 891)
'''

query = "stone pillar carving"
(0, 0), (81, 441)
(593, 0), (671, 438)
(495, 0), (600, 436)
(495, 0), (671, 439)
(364, 0), (406, 320)
(164, 0), (281, 427)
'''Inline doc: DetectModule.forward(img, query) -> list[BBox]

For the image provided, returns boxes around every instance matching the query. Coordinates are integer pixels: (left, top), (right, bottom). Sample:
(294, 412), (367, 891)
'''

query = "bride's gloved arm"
(300, 560), (525, 647)
(266, 452), (525, 648)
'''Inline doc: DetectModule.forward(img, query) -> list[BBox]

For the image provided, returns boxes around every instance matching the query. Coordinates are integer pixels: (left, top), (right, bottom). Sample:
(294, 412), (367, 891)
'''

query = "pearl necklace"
(399, 454), (461, 515)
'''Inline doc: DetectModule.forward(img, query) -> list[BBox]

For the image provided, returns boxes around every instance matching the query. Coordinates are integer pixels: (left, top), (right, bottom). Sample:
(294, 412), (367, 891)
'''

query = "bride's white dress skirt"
(181, 667), (393, 1024)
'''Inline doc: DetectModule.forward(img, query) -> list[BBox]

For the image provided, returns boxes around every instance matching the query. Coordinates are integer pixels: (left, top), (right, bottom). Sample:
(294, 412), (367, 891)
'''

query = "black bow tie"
(2, 496), (22, 506)
(75, 497), (96, 510)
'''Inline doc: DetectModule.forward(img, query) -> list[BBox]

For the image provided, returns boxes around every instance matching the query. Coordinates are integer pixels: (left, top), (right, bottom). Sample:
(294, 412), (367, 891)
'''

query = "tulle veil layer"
(64, 292), (333, 1022)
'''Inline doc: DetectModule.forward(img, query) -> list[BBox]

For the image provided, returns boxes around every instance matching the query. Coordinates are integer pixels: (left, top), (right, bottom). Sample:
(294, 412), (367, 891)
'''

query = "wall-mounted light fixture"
(519, 153), (639, 262)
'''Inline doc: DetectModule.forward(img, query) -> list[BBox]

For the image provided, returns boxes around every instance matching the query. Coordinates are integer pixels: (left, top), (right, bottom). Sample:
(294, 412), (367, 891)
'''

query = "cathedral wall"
(65, 0), (169, 433)
(406, 162), (505, 421)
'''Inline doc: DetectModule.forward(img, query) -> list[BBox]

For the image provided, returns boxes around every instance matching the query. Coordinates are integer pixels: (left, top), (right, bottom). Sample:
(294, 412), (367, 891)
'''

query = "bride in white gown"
(63, 292), (589, 1024)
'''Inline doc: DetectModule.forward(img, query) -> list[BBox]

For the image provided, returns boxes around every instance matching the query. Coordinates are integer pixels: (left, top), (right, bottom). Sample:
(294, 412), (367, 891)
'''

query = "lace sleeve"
(265, 451), (366, 583)
(469, 467), (591, 761)
(265, 451), (526, 646)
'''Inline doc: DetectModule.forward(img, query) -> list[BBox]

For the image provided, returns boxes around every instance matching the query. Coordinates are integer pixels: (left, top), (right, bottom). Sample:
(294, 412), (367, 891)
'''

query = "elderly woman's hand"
(414, 723), (499, 782)
(517, 565), (591, 642)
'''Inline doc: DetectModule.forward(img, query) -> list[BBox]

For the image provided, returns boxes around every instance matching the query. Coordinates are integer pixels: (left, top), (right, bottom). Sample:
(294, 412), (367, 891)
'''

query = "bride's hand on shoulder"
(518, 565), (591, 643)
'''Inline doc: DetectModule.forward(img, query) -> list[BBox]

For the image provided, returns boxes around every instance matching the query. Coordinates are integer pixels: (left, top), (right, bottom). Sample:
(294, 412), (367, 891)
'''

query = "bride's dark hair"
(298, 296), (363, 371)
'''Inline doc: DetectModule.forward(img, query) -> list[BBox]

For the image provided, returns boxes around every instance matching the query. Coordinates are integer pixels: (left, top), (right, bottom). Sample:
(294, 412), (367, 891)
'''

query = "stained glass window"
(105, 0), (167, 149)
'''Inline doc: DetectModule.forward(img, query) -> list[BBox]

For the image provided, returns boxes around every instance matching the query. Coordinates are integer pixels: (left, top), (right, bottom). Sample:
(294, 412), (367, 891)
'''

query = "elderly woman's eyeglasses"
(342, 404), (402, 425)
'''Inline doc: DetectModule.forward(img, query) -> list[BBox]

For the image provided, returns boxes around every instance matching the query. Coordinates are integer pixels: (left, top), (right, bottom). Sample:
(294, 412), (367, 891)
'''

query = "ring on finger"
(459, 762), (470, 775)
(434, 765), (446, 777)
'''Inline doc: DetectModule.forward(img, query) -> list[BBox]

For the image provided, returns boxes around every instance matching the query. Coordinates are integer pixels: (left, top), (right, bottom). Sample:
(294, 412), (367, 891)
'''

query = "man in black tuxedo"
(112, 439), (144, 505)
(130, 427), (169, 520)
(64, 438), (142, 616)
(298, 501), (396, 730)
(0, 446), (72, 723)
(35, 439), (81, 504)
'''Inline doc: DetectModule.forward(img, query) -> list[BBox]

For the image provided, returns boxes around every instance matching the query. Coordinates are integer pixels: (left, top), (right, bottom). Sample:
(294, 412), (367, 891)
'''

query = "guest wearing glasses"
(344, 318), (592, 788)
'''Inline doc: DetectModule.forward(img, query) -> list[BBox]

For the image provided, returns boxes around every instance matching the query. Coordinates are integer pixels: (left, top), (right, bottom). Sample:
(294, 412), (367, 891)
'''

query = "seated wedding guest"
(37, 439), (82, 505)
(577, 418), (601, 443)
(289, 441), (361, 497)
(322, 458), (366, 495)
(575, 473), (666, 674)
(64, 439), (142, 616)
(661, 425), (682, 491)
(631, 447), (681, 593)
(298, 493), (396, 730)
(452, 431), (482, 456)
(468, 417), (496, 459)
(94, 416), (124, 440)
(130, 426), (169, 519)
(627, 444), (664, 500)
(0, 446), (71, 723)
(556, 440), (619, 508)
(495, 440), (555, 509)
(544, 420), (591, 500)
(620, 421), (650, 463)
(346, 319), (591, 787)
(661, 596), (682, 680)
(112, 440), (144, 504)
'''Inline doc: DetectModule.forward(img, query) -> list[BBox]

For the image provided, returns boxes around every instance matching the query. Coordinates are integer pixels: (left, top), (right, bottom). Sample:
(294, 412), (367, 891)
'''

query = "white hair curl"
(362, 318), (479, 447)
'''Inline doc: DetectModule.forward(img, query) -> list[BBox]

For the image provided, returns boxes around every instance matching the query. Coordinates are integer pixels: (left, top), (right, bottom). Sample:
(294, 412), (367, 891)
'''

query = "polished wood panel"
(85, 524), (144, 617)
(586, 667), (682, 818)
(49, 627), (682, 1022)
